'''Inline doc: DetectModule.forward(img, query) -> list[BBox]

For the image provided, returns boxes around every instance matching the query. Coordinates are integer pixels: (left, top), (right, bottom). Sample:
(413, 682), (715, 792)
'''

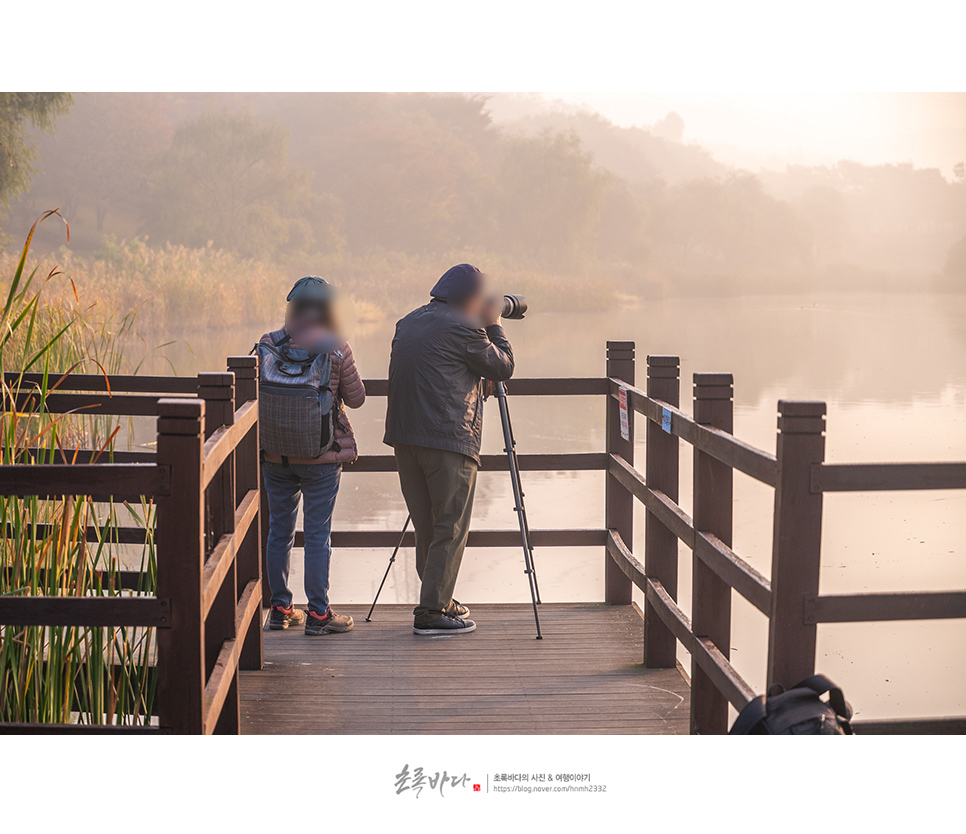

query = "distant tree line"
(0, 93), (72, 211)
(3, 92), (965, 295)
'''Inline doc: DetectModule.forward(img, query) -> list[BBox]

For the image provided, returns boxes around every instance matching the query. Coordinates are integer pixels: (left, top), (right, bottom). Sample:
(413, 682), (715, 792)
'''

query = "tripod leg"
(504, 408), (541, 604)
(496, 382), (542, 639)
(365, 513), (411, 622)
(519, 504), (541, 604)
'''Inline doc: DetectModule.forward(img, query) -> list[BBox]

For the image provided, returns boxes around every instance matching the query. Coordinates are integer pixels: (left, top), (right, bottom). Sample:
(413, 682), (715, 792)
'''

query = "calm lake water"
(154, 291), (966, 721)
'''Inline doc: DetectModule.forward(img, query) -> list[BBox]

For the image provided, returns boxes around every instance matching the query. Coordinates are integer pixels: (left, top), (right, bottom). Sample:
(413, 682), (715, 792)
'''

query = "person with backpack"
(256, 276), (366, 636)
(384, 264), (514, 636)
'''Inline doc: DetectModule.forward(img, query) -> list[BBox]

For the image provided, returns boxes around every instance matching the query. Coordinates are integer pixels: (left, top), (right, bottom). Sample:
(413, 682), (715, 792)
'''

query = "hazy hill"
(495, 106), (728, 185)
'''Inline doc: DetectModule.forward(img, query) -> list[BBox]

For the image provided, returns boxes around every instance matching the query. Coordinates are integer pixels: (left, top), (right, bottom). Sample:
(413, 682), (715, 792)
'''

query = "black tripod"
(494, 380), (542, 638)
(366, 381), (543, 638)
(365, 514), (411, 622)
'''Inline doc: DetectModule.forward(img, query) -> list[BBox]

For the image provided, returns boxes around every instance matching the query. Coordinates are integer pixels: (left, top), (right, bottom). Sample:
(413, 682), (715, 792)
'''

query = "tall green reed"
(1, 212), (157, 725)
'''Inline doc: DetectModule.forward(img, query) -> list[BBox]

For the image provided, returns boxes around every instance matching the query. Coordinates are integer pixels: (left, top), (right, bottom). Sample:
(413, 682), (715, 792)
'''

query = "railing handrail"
(3, 370), (199, 395)
(320, 375), (617, 556)
(16, 447), (158, 464)
(608, 376), (778, 486)
(9, 389), (179, 417)
(1, 358), (264, 735)
(603, 348), (966, 734)
(0, 596), (171, 627)
(360, 377), (609, 397)
(4, 350), (964, 734)
(202, 397), (257, 488)
(0, 462), (169, 500)
(812, 461), (966, 492)
(348, 452), (606, 473)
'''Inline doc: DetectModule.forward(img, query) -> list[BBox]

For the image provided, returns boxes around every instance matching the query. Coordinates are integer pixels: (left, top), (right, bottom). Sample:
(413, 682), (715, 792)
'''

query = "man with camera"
(384, 264), (514, 635)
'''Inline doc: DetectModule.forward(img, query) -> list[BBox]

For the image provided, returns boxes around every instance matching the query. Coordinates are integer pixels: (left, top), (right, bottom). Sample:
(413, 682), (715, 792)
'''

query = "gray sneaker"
(269, 605), (306, 630)
(413, 614), (477, 635)
(305, 607), (354, 635)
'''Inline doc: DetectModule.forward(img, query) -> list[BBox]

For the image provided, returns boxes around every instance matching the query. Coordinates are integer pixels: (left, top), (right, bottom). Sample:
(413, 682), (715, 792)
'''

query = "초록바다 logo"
(394, 764), (475, 798)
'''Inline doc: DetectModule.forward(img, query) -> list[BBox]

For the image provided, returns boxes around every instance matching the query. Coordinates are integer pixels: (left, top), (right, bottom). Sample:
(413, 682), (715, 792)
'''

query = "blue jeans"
(262, 461), (342, 613)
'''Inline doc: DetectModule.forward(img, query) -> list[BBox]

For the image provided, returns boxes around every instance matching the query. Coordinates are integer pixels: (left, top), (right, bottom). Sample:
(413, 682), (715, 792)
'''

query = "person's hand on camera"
(483, 296), (502, 327)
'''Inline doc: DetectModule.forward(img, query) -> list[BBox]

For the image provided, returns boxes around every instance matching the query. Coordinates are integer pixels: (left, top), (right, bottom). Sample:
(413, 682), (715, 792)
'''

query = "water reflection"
(153, 291), (965, 719)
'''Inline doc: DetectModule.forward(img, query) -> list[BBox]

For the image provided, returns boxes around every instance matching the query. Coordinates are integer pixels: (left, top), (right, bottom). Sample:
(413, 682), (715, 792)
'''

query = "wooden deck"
(239, 603), (691, 734)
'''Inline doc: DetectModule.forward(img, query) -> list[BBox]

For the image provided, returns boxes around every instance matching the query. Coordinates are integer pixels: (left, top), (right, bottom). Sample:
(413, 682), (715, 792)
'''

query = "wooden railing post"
(644, 355), (680, 667)
(767, 400), (826, 688)
(605, 341), (636, 604)
(258, 364), (271, 606)
(229, 355), (264, 671)
(691, 373), (734, 734)
(260, 484), (271, 606)
(156, 398), (206, 734)
(198, 372), (239, 733)
(199, 372), (237, 521)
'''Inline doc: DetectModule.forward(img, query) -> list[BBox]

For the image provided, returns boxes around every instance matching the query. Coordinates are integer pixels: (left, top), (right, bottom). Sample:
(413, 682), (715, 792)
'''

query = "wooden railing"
(600, 343), (966, 734)
(273, 376), (614, 596)
(0, 356), (263, 734)
(267, 339), (964, 734)
(4, 341), (964, 734)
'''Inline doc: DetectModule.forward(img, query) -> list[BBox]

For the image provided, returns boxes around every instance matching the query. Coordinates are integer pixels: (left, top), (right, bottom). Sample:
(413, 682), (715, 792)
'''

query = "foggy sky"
(537, 93), (966, 175)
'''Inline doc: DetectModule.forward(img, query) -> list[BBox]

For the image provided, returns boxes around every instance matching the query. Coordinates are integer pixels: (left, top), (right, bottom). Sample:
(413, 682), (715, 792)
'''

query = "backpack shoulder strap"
(316, 347), (333, 380)
(256, 342), (292, 363)
(729, 695), (768, 735)
(252, 329), (290, 357)
(792, 674), (853, 722)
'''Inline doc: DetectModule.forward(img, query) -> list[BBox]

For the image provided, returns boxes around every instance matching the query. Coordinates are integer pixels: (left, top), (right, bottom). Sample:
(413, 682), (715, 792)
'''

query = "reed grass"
(0, 237), (385, 335)
(1, 212), (157, 726)
(0, 236), (617, 338)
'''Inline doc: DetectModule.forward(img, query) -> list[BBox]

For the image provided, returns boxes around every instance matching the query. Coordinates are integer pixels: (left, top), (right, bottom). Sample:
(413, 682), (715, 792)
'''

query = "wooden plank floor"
(240, 603), (691, 734)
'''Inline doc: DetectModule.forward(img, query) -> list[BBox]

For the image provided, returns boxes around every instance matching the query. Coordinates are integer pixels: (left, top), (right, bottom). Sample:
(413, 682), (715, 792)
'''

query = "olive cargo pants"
(394, 444), (478, 623)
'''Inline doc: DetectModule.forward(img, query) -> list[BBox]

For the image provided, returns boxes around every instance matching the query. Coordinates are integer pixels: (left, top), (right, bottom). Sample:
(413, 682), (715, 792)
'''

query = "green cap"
(287, 275), (334, 304)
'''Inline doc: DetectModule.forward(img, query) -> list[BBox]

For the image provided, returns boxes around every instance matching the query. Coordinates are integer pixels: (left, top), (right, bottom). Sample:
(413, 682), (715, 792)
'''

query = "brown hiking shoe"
(445, 600), (471, 617)
(269, 605), (306, 630)
(305, 607), (354, 635)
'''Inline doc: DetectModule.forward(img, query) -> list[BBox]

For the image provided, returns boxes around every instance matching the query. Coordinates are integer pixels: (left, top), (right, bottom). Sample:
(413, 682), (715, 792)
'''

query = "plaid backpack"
(255, 328), (339, 460)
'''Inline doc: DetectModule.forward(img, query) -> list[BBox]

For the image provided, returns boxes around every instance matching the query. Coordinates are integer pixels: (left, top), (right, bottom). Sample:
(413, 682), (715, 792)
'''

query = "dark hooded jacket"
(383, 300), (514, 460)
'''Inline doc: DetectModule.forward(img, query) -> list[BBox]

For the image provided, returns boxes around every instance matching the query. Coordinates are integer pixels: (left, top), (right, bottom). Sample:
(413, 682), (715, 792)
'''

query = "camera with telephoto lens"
(501, 294), (527, 320)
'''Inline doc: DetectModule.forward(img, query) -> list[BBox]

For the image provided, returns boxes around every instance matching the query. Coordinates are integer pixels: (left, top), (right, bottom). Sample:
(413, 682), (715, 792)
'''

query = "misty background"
(1, 92), (964, 717)
(2, 92), (964, 335)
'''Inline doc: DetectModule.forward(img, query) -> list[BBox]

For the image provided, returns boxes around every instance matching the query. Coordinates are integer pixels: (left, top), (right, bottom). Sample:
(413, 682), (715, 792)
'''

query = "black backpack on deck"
(729, 674), (854, 735)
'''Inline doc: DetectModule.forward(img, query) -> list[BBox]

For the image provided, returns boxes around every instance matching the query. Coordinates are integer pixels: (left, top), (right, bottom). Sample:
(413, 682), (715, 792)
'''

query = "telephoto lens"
(501, 294), (527, 320)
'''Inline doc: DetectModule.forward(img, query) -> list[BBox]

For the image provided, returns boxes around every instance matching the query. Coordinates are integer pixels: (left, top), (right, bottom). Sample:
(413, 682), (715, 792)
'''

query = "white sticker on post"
(661, 407), (672, 434)
(618, 386), (630, 441)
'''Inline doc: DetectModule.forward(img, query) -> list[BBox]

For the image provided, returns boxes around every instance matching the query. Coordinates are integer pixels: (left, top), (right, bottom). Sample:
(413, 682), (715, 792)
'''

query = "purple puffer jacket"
(259, 332), (366, 464)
